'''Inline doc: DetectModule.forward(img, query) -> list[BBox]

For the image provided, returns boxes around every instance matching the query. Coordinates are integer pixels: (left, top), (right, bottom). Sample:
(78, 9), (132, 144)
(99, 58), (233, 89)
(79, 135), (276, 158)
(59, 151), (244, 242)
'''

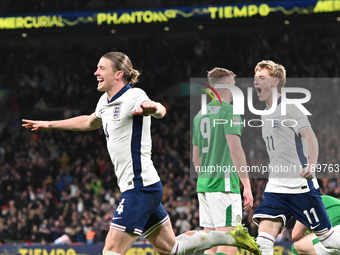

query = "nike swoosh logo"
(112, 217), (122, 221)
(310, 223), (320, 230)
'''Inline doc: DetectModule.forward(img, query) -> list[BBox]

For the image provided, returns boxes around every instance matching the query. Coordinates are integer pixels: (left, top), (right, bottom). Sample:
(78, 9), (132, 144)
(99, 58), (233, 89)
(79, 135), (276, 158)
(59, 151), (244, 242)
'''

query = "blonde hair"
(207, 67), (236, 86)
(255, 60), (286, 92)
(102, 52), (140, 85)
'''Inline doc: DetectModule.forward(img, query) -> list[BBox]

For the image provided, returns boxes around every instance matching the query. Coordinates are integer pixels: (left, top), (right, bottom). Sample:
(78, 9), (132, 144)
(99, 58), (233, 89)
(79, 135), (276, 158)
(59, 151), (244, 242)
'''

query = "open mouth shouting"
(256, 87), (262, 97)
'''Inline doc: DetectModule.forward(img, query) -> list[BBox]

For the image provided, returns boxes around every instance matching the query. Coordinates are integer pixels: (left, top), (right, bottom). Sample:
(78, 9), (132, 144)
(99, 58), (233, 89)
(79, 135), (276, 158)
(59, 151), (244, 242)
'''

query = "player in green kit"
(291, 195), (340, 255)
(192, 67), (255, 255)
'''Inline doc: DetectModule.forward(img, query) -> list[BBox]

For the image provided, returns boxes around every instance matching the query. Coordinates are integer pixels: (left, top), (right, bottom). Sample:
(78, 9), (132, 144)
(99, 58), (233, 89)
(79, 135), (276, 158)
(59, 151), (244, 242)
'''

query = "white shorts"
(313, 225), (340, 255)
(198, 192), (242, 229)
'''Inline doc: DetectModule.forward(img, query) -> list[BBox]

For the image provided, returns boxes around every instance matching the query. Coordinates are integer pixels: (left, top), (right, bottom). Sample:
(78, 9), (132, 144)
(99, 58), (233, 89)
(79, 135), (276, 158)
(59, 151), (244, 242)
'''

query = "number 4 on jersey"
(116, 198), (125, 215)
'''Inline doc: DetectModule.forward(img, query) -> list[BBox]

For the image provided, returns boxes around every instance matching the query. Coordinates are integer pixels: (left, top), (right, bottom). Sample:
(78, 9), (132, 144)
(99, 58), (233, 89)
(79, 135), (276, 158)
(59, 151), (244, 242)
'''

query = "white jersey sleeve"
(286, 104), (311, 136)
(130, 88), (151, 112)
(94, 93), (107, 120)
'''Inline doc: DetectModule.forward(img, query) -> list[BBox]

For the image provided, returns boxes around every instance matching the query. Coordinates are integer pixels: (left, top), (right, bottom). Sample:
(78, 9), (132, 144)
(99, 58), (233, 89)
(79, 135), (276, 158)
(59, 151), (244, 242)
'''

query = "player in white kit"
(251, 60), (340, 255)
(23, 52), (260, 255)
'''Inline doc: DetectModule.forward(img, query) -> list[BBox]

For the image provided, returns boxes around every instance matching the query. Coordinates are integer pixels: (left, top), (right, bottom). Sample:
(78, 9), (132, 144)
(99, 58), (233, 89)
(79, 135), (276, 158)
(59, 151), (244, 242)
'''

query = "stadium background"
(0, 0), (339, 254)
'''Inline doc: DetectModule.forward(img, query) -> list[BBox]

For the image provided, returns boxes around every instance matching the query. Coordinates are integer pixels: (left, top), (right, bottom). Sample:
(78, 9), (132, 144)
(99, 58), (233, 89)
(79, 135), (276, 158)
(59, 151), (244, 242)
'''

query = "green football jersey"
(322, 195), (340, 227)
(192, 100), (242, 193)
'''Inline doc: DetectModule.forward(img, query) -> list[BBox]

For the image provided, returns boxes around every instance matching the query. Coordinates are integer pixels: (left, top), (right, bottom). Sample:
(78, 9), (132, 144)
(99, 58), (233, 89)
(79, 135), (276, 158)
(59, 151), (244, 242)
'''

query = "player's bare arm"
(22, 113), (102, 132)
(226, 134), (254, 211)
(131, 101), (166, 118)
(299, 128), (319, 179)
(192, 145), (202, 175)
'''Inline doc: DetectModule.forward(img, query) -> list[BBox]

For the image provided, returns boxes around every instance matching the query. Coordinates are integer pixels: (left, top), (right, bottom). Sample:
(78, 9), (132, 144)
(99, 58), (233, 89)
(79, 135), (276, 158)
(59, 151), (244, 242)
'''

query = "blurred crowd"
(0, 7), (339, 245)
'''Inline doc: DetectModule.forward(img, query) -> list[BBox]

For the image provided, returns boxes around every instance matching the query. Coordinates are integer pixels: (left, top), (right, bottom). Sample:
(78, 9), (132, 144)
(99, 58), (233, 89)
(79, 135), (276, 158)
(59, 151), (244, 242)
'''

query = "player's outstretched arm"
(22, 113), (102, 132)
(131, 101), (166, 118)
(22, 119), (50, 131)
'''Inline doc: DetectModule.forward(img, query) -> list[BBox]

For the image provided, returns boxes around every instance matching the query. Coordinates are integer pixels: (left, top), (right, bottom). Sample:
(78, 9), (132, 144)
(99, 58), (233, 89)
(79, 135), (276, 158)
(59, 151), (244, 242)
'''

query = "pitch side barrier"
(0, 241), (293, 255)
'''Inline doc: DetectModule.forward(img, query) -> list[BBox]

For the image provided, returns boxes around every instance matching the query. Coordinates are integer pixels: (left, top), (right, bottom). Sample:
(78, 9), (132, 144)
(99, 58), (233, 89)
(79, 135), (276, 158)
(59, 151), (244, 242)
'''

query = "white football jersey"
(261, 98), (319, 194)
(94, 84), (160, 192)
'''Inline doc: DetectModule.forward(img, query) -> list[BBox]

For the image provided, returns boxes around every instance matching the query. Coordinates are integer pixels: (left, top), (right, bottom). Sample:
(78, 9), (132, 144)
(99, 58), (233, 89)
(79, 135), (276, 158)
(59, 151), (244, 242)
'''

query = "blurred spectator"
(85, 226), (96, 245)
